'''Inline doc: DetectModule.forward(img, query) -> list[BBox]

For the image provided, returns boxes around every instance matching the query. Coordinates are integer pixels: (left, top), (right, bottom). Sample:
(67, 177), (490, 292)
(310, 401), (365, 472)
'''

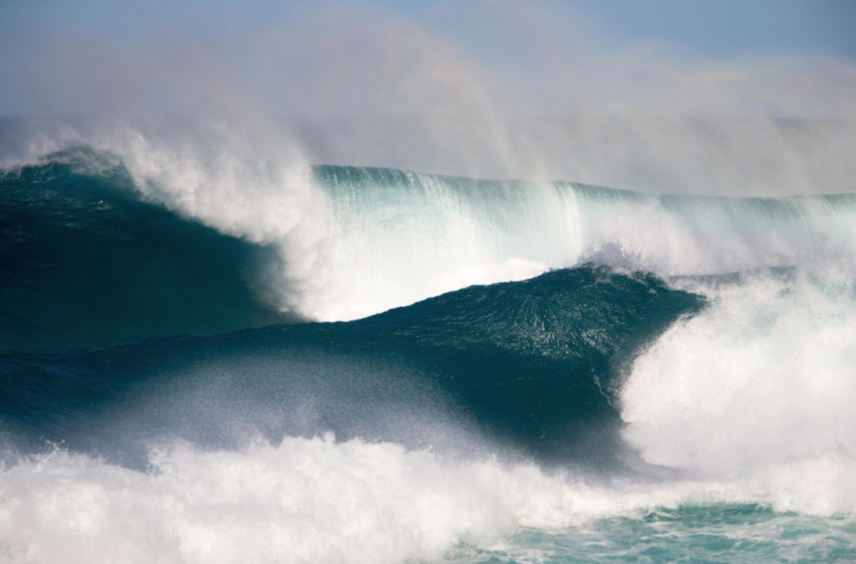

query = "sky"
(3, 0), (856, 59)
(1, 0), (855, 194)
(1, 0), (854, 118)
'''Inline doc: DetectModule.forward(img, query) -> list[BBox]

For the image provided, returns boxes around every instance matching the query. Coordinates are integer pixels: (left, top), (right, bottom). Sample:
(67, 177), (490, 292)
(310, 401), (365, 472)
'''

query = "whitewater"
(1, 124), (855, 563)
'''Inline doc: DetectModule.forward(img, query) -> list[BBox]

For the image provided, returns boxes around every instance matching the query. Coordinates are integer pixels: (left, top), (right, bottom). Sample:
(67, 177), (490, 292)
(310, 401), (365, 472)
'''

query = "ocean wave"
(2, 129), (856, 562)
(0, 266), (702, 468)
(4, 137), (856, 328)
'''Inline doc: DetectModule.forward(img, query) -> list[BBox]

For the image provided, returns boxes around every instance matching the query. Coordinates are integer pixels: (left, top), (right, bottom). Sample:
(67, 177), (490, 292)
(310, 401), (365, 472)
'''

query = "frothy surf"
(2, 437), (855, 564)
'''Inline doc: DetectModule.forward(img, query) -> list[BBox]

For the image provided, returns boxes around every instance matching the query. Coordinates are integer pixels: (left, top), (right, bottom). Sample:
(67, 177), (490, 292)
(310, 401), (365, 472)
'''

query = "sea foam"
(2, 435), (855, 564)
(622, 270), (856, 473)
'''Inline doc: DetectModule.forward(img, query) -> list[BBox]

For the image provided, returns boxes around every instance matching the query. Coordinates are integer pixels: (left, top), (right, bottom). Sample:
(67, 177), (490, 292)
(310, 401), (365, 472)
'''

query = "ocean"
(1, 131), (855, 563)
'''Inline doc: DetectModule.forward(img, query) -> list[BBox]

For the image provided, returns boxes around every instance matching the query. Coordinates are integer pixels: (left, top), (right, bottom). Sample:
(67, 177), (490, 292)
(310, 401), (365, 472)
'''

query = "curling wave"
(4, 142), (856, 332)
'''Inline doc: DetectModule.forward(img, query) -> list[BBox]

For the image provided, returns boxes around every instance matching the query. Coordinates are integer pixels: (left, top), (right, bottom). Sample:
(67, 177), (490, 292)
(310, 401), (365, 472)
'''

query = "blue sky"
(1, 0), (854, 117)
(561, 0), (856, 60)
(4, 0), (854, 58)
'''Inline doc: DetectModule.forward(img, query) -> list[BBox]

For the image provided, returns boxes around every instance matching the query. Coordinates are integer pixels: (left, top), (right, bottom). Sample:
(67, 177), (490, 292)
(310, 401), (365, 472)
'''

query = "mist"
(1, 0), (855, 194)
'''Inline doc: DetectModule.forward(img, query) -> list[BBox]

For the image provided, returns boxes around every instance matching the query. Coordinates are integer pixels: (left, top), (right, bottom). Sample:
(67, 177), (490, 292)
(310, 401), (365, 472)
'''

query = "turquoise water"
(453, 506), (856, 563)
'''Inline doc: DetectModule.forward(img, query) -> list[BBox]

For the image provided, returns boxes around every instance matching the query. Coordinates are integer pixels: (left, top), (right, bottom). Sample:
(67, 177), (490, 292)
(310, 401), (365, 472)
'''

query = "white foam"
(576, 193), (856, 276)
(621, 271), (856, 474)
(2, 435), (855, 564)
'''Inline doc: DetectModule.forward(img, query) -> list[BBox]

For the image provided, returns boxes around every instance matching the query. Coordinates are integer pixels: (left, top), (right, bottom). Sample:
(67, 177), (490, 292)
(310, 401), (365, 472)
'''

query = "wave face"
(0, 266), (703, 467)
(2, 135), (856, 563)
